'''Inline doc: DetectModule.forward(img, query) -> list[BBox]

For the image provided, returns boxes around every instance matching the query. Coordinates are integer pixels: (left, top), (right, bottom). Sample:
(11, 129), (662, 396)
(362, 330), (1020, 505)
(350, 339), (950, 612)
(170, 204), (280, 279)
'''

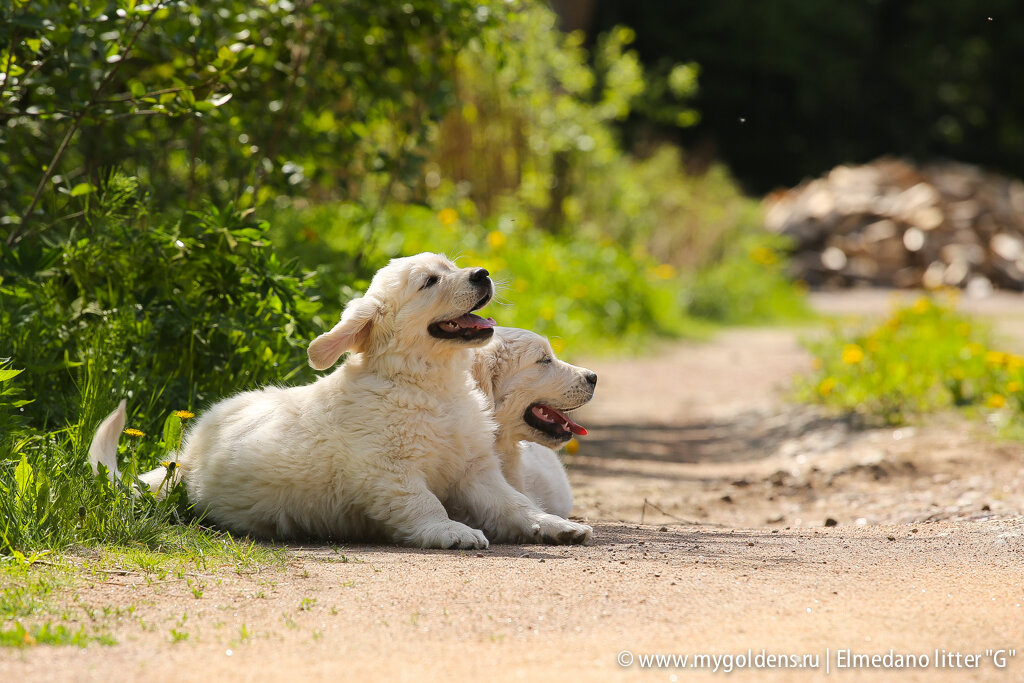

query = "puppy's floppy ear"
(308, 295), (380, 370)
(471, 337), (504, 408)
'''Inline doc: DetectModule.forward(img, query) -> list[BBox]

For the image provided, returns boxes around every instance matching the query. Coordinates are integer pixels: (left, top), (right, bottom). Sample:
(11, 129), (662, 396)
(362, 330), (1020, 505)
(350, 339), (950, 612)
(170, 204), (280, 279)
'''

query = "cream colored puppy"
(90, 253), (592, 548)
(472, 327), (596, 517)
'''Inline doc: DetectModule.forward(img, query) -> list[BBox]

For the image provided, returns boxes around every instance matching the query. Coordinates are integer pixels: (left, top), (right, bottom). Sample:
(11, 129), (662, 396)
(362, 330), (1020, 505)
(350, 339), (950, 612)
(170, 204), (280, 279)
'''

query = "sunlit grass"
(1, 358), (286, 650)
(0, 622), (114, 648)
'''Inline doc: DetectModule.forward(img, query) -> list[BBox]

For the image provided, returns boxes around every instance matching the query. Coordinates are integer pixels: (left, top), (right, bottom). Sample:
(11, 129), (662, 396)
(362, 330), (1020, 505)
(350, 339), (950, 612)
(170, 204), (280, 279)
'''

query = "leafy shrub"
(2, 0), (501, 229)
(270, 5), (802, 347)
(0, 360), (31, 449)
(427, 7), (803, 330)
(688, 232), (807, 325)
(1, 176), (319, 433)
(272, 202), (702, 355)
(434, 13), (661, 217)
(799, 295), (1024, 425)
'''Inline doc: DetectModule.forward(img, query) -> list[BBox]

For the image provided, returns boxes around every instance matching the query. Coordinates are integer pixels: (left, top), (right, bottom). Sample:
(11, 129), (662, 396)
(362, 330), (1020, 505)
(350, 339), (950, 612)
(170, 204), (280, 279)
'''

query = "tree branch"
(10, 1), (168, 245)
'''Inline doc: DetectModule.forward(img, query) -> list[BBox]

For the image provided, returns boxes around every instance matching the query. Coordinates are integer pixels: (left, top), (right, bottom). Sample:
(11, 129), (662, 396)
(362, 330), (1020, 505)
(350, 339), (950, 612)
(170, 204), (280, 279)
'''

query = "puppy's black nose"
(469, 268), (490, 283)
(585, 371), (598, 386)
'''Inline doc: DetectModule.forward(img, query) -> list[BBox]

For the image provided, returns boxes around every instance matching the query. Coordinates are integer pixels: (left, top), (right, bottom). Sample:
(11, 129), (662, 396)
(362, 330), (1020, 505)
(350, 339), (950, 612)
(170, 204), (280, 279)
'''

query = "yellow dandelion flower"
(123, 428), (145, 437)
(818, 377), (836, 397)
(986, 394), (1006, 409)
(750, 246), (778, 266)
(564, 438), (579, 455)
(175, 410), (195, 419)
(1008, 355), (1024, 370)
(550, 337), (565, 354)
(841, 344), (864, 365)
(486, 230), (507, 249)
(1007, 382), (1021, 394)
(539, 305), (555, 321)
(985, 351), (1008, 367)
(651, 263), (676, 280)
(437, 208), (458, 227)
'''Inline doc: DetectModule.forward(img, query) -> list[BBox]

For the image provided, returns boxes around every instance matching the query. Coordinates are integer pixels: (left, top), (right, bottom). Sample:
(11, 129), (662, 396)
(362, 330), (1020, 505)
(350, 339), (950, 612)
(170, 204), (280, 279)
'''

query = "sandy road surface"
(2, 291), (1023, 682)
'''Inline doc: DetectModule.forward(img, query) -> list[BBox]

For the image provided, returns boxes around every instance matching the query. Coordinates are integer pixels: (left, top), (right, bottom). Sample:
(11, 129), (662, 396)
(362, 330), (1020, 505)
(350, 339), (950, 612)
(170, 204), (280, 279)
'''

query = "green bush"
(1, 176), (319, 433)
(272, 202), (703, 355)
(2, 0), (499, 228)
(799, 295), (1024, 426)
(425, 6), (803, 331)
(688, 232), (807, 325)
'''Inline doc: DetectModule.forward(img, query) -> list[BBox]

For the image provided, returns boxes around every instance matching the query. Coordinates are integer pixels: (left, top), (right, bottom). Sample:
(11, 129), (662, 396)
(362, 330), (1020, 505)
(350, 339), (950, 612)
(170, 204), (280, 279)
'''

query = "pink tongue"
(533, 405), (588, 436)
(452, 314), (496, 330)
(567, 419), (588, 436)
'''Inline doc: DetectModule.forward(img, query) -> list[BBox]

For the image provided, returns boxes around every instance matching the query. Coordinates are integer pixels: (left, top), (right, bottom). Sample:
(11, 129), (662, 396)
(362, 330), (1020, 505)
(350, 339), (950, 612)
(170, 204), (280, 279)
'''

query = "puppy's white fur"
(518, 442), (574, 518)
(90, 253), (592, 548)
(472, 327), (596, 517)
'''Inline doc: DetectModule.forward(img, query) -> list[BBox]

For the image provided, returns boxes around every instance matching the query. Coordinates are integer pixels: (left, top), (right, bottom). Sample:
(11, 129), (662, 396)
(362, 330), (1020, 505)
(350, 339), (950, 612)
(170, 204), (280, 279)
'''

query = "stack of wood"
(764, 158), (1024, 292)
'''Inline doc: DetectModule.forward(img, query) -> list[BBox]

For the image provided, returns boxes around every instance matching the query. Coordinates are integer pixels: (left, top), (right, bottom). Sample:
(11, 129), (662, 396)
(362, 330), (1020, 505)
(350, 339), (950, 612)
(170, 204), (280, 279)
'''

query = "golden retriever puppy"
(90, 253), (592, 548)
(472, 327), (596, 517)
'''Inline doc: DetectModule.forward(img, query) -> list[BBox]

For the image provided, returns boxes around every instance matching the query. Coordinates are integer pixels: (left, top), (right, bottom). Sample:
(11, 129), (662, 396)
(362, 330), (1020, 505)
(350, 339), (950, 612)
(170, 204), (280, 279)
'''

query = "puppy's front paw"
(413, 521), (489, 550)
(535, 515), (593, 545)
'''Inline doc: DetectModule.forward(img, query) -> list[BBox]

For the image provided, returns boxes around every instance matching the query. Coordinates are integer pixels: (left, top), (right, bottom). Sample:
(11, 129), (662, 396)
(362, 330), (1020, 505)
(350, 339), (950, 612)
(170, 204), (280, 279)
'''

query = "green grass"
(0, 528), (285, 650)
(0, 621), (114, 648)
(1, 352), (284, 563)
(0, 562), (66, 619)
(0, 556), (115, 648)
(1, 359), (286, 649)
(798, 294), (1024, 427)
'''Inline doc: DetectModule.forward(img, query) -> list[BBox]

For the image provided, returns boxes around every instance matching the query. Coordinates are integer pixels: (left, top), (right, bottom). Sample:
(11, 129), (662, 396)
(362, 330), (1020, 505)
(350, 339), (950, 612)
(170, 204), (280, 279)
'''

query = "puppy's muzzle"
(427, 268), (495, 343)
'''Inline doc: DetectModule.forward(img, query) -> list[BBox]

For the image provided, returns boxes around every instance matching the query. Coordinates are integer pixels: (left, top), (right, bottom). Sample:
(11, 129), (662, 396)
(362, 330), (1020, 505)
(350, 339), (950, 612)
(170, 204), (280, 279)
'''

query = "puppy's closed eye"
(537, 356), (552, 365)
(420, 275), (440, 290)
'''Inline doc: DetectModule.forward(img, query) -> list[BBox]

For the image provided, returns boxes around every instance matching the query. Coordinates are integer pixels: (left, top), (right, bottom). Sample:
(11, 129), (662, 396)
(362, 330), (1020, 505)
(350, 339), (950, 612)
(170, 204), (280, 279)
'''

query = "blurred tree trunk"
(548, 0), (595, 32)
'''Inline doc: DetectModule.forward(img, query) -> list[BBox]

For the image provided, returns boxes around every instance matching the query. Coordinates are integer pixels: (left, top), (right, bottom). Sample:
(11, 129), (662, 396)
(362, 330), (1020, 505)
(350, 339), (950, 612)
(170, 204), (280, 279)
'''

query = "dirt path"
(570, 326), (1024, 530)
(3, 292), (1024, 682)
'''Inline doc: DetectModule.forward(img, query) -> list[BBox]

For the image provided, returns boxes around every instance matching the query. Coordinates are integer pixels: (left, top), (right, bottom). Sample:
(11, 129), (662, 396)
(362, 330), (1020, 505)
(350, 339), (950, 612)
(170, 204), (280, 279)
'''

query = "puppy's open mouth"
(524, 403), (588, 441)
(428, 293), (496, 342)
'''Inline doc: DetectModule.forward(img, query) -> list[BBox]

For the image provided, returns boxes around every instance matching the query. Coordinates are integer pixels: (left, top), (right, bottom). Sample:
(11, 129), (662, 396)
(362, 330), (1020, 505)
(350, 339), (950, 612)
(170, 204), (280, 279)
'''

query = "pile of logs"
(764, 158), (1024, 293)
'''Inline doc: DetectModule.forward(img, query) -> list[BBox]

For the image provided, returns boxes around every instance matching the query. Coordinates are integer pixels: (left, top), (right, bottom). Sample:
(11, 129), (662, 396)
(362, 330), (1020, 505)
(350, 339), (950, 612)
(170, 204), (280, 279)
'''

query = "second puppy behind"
(472, 327), (596, 517)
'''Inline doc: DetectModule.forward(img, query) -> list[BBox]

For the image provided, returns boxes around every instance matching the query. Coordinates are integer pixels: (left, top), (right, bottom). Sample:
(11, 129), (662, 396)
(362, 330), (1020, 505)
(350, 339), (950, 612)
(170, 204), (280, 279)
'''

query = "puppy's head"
(472, 327), (597, 448)
(308, 252), (495, 370)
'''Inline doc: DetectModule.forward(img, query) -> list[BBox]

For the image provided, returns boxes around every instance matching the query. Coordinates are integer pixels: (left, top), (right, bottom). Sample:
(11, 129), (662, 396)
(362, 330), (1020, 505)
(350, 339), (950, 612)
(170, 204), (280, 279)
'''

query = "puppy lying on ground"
(90, 253), (591, 548)
(472, 327), (596, 517)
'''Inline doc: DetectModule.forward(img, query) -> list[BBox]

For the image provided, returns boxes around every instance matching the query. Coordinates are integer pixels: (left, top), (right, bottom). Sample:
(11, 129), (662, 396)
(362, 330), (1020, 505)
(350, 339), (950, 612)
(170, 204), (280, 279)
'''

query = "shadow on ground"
(579, 408), (861, 468)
